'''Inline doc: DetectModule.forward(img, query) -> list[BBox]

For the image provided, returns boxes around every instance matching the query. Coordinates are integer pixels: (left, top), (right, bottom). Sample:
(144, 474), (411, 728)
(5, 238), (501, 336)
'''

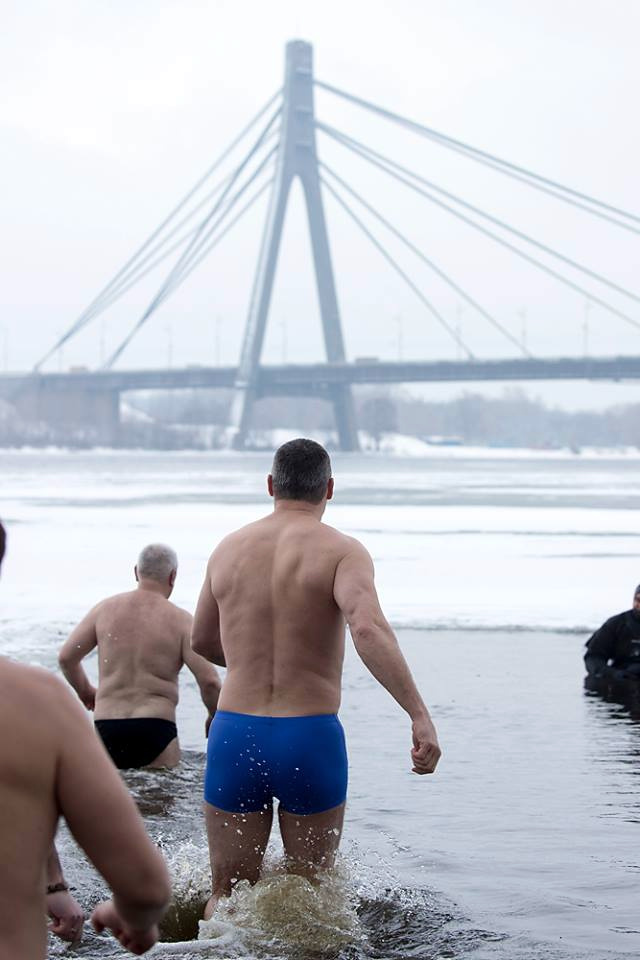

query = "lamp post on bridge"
(583, 301), (591, 357)
(518, 307), (528, 352)
(0, 326), (8, 372)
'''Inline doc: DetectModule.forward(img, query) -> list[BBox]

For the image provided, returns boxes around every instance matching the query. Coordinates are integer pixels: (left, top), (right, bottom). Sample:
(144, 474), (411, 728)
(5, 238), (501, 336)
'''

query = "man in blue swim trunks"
(192, 438), (441, 917)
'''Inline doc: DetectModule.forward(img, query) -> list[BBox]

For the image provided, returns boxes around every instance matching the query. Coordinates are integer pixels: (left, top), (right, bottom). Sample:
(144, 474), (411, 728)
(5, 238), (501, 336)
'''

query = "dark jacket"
(584, 609), (640, 677)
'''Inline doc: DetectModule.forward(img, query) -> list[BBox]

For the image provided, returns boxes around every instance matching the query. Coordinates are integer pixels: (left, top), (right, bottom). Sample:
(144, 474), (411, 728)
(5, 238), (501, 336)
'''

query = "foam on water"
(198, 865), (363, 953)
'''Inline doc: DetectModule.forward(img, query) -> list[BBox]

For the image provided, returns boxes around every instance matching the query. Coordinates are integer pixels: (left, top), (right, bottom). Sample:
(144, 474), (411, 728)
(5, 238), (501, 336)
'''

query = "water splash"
(159, 839), (212, 942)
(199, 859), (364, 955)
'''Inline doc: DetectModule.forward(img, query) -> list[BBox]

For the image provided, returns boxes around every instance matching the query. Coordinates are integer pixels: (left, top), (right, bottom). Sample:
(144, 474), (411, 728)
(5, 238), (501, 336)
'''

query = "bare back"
(92, 590), (190, 721)
(0, 662), (59, 959)
(203, 510), (355, 716)
(0, 659), (171, 959)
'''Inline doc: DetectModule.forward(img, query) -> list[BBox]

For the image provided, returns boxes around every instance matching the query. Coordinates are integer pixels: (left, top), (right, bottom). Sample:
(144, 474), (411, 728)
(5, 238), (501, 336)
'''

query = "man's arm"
(334, 541), (441, 775)
(53, 678), (170, 952)
(58, 607), (100, 710)
(584, 616), (618, 677)
(191, 561), (225, 666)
(180, 617), (222, 732)
(46, 842), (84, 943)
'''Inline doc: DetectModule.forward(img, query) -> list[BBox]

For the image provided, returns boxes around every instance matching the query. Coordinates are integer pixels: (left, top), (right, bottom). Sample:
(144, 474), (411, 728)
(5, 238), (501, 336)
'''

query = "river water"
(0, 448), (639, 959)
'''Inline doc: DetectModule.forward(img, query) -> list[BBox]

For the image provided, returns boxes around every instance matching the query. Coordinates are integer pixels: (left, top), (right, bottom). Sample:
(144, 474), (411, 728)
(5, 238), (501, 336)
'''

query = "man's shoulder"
(167, 600), (193, 623)
(600, 611), (629, 630)
(0, 659), (76, 718)
(95, 590), (136, 612)
(210, 518), (271, 558)
(0, 662), (80, 778)
(609, 610), (630, 623)
(212, 517), (366, 558)
(321, 523), (367, 555)
(1, 657), (57, 688)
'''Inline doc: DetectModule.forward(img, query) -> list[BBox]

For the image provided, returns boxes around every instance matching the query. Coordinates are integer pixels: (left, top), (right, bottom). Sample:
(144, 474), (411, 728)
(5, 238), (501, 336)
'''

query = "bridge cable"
(319, 160), (531, 357)
(103, 106), (281, 368)
(58, 129), (280, 341)
(140, 143), (278, 310)
(142, 176), (275, 320)
(34, 88), (282, 371)
(64, 174), (234, 334)
(319, 124), (640, 334)
(104, 154), (277, 370)
(415, 137), (640, 237)
(320, 175), (475, 359)
(315, 79), (640, 228)
(103, 152), (277, 368)
(83, 130), (280, 326)
(318, 123), (640, 306)
(86, 142), (278, 331)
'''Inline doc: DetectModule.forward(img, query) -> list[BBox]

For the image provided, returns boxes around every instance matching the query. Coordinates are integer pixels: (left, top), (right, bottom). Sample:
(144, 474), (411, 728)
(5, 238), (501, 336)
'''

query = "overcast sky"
(2, 0), (639, 408)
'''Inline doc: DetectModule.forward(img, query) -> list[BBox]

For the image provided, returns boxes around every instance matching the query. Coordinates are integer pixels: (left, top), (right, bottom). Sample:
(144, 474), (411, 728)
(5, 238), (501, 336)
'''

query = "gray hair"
(136, 543), (177, 582)
(271, 438), (332, 505)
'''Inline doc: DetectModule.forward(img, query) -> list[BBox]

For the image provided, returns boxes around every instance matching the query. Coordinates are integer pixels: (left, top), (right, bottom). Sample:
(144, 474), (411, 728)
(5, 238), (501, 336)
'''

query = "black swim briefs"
(95, 717), (177, 769)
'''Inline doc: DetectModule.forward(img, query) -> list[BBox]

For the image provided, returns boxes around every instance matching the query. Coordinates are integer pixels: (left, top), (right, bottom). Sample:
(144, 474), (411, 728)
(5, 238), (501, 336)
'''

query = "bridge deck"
(2, 355), (640, 398)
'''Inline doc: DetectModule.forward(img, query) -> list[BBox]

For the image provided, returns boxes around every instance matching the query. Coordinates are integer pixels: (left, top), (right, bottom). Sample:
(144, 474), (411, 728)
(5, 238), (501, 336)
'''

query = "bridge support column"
(229, 40), (359, 451)
(12, 380), (121, 445)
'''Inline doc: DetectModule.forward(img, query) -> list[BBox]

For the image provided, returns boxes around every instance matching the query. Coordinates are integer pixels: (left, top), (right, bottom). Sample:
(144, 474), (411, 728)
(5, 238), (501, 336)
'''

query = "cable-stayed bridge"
(2, 40), (639, 448)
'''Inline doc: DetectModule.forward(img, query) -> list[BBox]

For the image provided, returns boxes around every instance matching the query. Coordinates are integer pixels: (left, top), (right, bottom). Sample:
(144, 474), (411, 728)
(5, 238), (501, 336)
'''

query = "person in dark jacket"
(584, 585), (640, 679)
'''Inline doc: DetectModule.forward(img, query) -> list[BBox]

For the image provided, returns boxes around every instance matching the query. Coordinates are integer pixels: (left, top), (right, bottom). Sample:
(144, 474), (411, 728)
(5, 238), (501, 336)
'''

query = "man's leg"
(278, 803), (345, 882)
(203, 803), (274, 919)
(147, 737), (180, 769)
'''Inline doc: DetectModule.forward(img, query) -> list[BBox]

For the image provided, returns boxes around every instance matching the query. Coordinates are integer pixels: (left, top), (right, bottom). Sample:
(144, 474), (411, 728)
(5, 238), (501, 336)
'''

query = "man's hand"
(411, 716), (441, 775)
(91, 900), (159, 955)
(47, 889), (84, 942)
(80, 685), (97, 711)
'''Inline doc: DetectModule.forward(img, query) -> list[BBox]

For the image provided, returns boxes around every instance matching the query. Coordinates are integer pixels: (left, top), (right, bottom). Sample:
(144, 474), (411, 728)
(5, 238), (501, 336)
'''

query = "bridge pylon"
(229, 40), (359, 451)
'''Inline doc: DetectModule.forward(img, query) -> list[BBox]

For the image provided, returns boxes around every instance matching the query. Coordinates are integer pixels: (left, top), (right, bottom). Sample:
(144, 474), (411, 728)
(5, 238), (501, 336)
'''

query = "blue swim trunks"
(204, 711), (348, 815)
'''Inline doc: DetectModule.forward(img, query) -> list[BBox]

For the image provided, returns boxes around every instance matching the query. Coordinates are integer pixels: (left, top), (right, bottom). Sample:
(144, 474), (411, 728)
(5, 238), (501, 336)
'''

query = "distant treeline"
(1, 386), (638, 449)
(128, 387), (640, 450)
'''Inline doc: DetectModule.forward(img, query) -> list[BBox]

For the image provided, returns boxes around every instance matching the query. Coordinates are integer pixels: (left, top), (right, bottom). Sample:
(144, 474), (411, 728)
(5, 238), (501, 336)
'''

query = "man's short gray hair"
(136, 543), (177, 582)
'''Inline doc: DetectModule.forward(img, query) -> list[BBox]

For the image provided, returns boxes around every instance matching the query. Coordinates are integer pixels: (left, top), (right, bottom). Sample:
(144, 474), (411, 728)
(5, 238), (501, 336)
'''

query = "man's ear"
(267, 474), (274, 498)
(134, 565), (139, 583)
(326, 478), (334, 501)
(169, 570), (177, 589)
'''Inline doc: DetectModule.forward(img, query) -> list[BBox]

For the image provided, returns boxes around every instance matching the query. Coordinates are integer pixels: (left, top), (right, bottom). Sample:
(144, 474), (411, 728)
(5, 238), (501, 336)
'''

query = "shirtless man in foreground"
(192, 438), (441, 917)
(59, 544), (221, 769)
(0, 521), (170, 958)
